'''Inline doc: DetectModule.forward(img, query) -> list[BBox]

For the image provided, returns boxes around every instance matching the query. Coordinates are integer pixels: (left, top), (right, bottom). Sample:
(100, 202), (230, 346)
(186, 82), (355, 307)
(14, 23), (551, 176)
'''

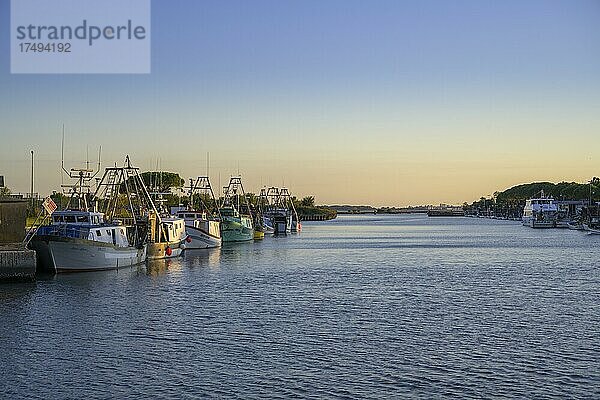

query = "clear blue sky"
(1, 0), (599, 205)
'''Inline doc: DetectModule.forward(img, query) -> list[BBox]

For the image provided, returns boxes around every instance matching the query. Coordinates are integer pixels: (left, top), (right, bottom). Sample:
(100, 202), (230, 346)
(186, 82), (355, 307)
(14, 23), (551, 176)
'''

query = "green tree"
(300, 196), (315, 207)
(122, 171), (185, 194)
(0, 186), (10, 197)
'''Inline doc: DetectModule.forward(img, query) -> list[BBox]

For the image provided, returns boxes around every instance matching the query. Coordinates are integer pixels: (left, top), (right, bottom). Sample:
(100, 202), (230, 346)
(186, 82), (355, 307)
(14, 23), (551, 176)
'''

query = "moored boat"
(583, 224), (600, 234)
(220, 177), (254, 242)
(28, 157), (151, 273)
(262, 187), (300, 235)
(147, 214), (187, 259)
(29, 210), (147, 273)
(175, 176), (222, 249)
(522, 191), (557, 228)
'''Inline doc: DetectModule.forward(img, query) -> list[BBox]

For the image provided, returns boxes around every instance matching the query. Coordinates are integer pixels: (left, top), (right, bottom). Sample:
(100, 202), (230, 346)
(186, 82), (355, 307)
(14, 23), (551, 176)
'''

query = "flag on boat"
(42, 197), (57, 215)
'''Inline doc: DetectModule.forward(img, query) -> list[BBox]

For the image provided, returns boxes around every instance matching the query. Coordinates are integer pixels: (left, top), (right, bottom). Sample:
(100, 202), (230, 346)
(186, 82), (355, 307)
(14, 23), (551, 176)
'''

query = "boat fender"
(165, 247), (172, 256)
(186, 236), (192, 243)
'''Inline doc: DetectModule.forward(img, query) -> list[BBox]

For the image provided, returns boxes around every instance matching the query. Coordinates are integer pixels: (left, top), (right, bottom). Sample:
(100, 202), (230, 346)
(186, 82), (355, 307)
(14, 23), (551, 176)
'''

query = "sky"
(1, 0), (599, 206)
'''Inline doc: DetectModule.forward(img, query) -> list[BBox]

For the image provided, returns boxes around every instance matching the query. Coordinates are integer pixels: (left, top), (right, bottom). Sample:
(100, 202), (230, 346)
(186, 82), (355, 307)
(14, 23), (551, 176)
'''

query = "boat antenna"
(61, 124), (69, 176)
(88, 145), (102, 181)
(60, 124), (65, 188)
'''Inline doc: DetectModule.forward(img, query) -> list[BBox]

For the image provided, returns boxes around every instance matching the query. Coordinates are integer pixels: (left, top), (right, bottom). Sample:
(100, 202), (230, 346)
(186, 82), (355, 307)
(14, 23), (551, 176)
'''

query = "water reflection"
(0, 281), (36, 307)
(146, 257), (185, 276)
(183, 248), (222, 270)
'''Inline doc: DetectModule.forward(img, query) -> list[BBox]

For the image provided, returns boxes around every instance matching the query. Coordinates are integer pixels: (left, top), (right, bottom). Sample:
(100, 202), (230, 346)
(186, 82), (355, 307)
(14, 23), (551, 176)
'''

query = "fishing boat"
(253, 227), (265, 240)
(257, 188), (274, 234)
(584, 224), (600, 234)
(567, 221), (585, 231)
(262, 187), (301, 235)
(146, 213), (187, 259)
(30, 210), (147, 273)
(174, 176), (222, 249)
(522, 191), (557, 228)
(146, 178), (187, 259)
(27, 156), (150, 273)
(219, 177), (254, 242)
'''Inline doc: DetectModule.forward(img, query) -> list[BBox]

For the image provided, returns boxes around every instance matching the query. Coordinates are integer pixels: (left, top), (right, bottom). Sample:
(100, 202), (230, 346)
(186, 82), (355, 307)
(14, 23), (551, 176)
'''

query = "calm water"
(1, 215), (599, 399)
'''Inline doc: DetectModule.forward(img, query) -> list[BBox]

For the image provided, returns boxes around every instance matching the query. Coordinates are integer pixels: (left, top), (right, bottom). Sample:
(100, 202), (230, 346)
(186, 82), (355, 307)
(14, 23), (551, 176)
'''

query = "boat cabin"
(176, 211), (208, 221)
(51, 210), (104, 226)
(524, 198), (558, 213)
(220, 206), (240, 218)
(161, 218), (187, 243)
(43, 210), (130, 246)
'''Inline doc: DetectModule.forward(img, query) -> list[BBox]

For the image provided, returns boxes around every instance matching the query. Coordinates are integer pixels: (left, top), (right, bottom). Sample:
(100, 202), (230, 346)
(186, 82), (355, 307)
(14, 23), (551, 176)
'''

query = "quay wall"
(1, 198), (36, 281)
(0, 199), (27, 243)
(0, 248), (36, 282)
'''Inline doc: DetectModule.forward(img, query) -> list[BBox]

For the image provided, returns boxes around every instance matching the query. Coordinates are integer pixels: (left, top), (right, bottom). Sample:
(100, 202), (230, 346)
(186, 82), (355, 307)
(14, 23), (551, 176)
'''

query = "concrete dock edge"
(0, 249), (36, 282)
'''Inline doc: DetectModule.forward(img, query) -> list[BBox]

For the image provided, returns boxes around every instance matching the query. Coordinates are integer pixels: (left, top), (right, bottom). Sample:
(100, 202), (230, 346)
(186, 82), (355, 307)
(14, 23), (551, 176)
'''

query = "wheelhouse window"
(77, 215), (89, 223)
(96, 230), (101, 236)
(64, 215), (76, 223)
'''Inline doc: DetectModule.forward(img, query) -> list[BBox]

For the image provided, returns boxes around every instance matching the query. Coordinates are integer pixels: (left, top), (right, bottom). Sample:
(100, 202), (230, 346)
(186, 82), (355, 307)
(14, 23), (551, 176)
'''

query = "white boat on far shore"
(522, 192), (557, 228)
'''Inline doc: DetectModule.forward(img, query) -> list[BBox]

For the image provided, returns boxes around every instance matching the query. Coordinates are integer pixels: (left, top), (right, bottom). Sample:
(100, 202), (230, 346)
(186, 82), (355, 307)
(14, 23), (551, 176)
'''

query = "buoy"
(165, 246), (172, 256)
(186, 236), (192, 243)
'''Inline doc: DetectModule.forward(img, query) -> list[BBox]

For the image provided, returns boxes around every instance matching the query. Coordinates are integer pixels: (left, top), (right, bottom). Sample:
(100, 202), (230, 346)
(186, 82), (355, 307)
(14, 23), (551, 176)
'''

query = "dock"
(0, 198), (36, 282)
(299, 214), (332, 221)
(0, 244), (36, 282)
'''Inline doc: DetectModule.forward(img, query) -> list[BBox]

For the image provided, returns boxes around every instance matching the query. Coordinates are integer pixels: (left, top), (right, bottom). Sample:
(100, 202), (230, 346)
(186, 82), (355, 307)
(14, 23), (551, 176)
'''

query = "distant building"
(0, 176), (4, 187)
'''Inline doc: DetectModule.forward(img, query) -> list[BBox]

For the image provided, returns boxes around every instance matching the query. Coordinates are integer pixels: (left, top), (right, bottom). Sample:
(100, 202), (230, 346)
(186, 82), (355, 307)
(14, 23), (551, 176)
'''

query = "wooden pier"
(299, 214), (333, 221)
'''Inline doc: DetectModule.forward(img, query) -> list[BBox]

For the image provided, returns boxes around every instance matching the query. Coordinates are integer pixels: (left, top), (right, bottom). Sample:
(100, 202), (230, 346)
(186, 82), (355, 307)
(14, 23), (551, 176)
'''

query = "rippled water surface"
(2, 215), (599, 399)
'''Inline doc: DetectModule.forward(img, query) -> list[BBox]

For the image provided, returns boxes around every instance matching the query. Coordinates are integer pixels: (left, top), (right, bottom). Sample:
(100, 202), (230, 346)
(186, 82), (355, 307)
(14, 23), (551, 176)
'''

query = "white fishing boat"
(147, 213), (187, 259)
(28, 156), (152, 273)
(176, 210), (221, 249)
(29, 210), (147, 272)
(174, 176), (222, 249)
(262, 187), (301, 235)
(522, 191), (557, 228)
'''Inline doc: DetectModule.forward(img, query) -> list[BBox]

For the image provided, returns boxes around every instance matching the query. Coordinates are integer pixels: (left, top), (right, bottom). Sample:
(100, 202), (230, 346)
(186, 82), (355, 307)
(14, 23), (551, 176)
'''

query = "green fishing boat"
(219, 177), (254, 242)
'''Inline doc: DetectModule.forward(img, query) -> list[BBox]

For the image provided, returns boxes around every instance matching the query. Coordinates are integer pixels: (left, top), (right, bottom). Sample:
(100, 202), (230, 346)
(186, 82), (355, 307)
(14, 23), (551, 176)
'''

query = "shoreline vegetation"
(328, 179), (600, 218)
(2, 171), (339, 223)
(5, 177), (598, 223)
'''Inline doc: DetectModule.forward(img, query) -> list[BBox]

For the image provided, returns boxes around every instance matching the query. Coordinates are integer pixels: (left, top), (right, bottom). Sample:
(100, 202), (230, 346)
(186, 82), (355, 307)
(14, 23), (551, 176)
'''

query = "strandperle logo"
(11, 0), (151, 74)
(15, 20), (147, 47)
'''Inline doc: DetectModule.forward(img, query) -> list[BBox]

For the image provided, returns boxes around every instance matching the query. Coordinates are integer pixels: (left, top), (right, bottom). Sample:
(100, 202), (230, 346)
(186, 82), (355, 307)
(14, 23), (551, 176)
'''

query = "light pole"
(30, 150), (34, 208)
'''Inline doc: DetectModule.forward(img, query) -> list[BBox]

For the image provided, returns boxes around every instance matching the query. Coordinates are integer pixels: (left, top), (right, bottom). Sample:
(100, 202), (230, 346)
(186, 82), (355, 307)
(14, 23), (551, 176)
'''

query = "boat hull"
(147, 242), (184, 259)
(221, 218), (253, 242)
(29, 236), (146, 273)
(555, 220), (571, 228)
(185, 225), (222, 249)
(522, 217), (555, 228)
